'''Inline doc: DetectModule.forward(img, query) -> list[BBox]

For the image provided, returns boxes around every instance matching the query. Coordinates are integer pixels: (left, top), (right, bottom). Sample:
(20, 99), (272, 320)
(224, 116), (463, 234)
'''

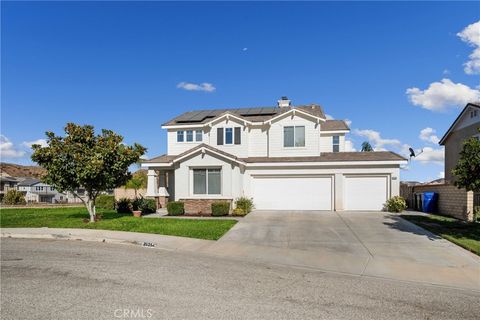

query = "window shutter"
(234, 127), (241, 145)
(217, 128), (224, 145)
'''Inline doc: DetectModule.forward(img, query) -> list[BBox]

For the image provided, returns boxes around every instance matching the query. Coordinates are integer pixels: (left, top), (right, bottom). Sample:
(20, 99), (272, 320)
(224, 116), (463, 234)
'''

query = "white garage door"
(251, 175), (333, 210)
(344, 176), (389, 211)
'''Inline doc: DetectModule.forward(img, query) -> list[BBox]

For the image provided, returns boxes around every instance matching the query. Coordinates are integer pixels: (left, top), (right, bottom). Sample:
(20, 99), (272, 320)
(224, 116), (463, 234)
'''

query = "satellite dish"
(408, 147), (424, 160)
(409, 148), (415, 158)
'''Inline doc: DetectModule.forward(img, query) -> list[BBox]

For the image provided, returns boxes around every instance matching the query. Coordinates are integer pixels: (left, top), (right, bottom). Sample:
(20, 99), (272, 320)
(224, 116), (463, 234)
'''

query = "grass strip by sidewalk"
(0, 207), (236, 240)
(401, 214), (480, 256)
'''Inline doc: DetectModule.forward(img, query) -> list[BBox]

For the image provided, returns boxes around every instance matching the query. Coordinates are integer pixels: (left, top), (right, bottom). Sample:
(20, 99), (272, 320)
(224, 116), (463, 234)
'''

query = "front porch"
(145, 168), (175, 209)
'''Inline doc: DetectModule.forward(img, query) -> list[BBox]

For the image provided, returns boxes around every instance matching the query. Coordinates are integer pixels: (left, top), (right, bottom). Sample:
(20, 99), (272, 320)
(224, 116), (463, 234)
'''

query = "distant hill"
(0, 163), (46, 178)
(0, 163), (145, 180)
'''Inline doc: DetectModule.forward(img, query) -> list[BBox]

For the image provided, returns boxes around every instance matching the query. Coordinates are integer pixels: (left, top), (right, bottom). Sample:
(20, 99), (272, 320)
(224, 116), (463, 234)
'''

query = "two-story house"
(439, 102), (480, 183)
(17, 178), (64, 203)
(142, 98), (407, 213)
(0, 175), (20, 200)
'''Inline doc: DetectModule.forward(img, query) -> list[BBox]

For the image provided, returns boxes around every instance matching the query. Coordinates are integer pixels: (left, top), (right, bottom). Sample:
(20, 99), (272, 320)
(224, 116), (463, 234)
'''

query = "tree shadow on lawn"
(382, 215), (444, 242)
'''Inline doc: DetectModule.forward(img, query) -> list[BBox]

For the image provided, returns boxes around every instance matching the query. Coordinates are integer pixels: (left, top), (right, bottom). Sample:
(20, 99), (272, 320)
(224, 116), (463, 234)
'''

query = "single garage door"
(344, 176), (389, 211)
(251, 175), (333, 210)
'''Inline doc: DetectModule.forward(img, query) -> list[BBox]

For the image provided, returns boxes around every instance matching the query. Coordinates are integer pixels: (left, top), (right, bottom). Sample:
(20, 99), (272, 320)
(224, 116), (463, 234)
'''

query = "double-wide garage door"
(252, 175), (333, 210)
(251, 175), (389, 211)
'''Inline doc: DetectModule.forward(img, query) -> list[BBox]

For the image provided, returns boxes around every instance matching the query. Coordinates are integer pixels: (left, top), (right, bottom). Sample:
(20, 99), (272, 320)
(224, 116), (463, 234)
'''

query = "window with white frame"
(177, 131), (184, 142)
(177, 130), (202, 143)
(193, 168), (221, 195)
(217, 127), (241, 145)
(186, 130), (194, 142)
(283, 126), (305, 147)
(332, 135), (340, 152)
(225, 128), (233, 144)
(195, 130), (203, 142)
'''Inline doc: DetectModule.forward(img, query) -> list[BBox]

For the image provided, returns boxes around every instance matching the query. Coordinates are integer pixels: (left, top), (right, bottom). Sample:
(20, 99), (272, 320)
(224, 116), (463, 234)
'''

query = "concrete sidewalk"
(1, 228), (214, 253)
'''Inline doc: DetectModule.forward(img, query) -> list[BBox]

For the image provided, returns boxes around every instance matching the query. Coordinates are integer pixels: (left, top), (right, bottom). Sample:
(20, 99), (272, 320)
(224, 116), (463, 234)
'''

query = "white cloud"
(345, 119), (352, 127)
(177, 82), (216, 92)
(325, 114), (334, 120)
(242, 47), (248, 51)
(406, 78), (480, 111)
(457, 20), (480, 75)
(437, 171), (445, 179)
(412, 147), (445, 165)
(419, 127), (440, 144)
(22, 139), (47, 149)
(0, 135), (26, 159)
(442, 69), (450, 75)
(345, 140), (356, 152)
(353, 129), (401, 150)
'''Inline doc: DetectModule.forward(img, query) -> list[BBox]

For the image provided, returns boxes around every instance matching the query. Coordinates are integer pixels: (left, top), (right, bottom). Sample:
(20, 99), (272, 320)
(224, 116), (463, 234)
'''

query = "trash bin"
(422, 192), (438, 213)
(414, 193), (423, 211)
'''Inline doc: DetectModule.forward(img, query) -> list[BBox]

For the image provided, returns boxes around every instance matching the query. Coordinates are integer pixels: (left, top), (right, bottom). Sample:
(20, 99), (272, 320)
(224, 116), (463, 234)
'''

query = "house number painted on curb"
(143, 242), (155, 248)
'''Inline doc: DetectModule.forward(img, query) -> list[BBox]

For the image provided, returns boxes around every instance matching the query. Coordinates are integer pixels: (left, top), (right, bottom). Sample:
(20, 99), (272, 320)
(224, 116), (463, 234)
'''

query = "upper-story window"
(35, 186), (44, 191)
(284, 126), (305, 147)
(177, 130), (202, 143)
(195, 130), (202, 142)
(471, 110), (478, 118)
(225, 128), (233, 144)
(177, 131), (184, 142)
(217, 127), (241, 145)
(332, 136), (340, 152)
(186, 130), (194, 142)
(50, 186), (55, 191)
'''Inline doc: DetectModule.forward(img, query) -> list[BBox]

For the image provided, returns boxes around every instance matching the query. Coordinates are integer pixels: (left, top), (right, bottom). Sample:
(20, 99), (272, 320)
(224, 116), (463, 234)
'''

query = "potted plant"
(132, 198), (142, 217)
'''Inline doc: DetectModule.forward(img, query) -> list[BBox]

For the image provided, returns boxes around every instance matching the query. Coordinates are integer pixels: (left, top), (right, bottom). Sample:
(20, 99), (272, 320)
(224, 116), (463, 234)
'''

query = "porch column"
(157, 171), (170, 208)
(146, 169), (159, 197)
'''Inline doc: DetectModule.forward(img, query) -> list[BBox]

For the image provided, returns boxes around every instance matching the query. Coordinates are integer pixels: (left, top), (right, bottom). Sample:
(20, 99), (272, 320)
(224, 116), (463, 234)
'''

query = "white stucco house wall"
(142, 98), (407, 213)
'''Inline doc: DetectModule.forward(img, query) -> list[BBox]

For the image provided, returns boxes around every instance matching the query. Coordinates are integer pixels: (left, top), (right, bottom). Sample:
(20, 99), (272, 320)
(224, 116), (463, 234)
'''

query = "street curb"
(0, 228), (215, 252)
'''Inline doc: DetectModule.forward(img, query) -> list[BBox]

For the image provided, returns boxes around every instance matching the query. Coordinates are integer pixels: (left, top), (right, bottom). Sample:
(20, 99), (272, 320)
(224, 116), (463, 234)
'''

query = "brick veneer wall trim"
(401, 183), (474, 221)
(179, 198), (232, 215)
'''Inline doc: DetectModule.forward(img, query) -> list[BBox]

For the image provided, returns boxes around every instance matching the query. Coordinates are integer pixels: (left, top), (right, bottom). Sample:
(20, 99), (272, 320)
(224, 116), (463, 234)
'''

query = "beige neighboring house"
(0, 175), (21, 200)
(439, 102), (480, 183)
(142, 97), (407, 214)
(402, 102), (479, 221)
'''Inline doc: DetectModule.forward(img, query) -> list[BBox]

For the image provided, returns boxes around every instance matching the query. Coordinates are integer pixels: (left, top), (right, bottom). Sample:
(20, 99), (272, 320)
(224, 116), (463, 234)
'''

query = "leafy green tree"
(361, 141), (373, 152)
(31, 123), (146, 222)
(2, 189), (26, 205)
(125, 170), (147, 198)
(452, 131), (480, 192)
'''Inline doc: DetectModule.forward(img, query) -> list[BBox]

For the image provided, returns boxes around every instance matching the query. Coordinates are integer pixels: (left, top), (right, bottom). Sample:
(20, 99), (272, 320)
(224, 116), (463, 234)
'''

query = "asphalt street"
(1, 238), (479, 320)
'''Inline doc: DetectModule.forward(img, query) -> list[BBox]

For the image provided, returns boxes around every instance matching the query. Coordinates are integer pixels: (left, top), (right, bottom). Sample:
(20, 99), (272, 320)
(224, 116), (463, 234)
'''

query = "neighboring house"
(16, 178), (88, 204)
(17, 178), (64, 203)
(142, 97), (407, 213)
(401, 102), (479, 221)
(439, 102), (480, 183)
(0, 176), (21, 200)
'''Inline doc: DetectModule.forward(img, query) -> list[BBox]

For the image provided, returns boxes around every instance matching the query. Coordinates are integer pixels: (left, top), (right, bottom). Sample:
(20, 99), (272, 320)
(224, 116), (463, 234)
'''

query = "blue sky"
(1, 2), (479, 182)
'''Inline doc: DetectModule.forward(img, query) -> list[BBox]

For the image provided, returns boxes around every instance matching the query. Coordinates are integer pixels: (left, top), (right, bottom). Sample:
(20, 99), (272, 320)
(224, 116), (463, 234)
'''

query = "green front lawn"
(0, 207), (236, 240)
(401, 214), (480, 256)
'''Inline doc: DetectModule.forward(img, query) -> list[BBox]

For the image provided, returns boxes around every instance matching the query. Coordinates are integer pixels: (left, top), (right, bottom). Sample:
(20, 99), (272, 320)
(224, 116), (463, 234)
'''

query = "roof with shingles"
(17, 178), (41, 186)
(143, 145), (406, 164)
(322, 120), (349, 131)
(162, 104), (328, 126)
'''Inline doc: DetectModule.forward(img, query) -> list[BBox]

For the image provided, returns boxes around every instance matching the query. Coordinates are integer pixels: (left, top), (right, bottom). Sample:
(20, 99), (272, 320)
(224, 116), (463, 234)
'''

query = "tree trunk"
(86, 199), (96, 222)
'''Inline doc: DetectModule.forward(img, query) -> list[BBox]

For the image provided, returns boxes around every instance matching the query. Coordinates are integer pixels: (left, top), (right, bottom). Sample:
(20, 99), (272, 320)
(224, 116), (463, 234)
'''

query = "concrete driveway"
(204, 211), (480, 291)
